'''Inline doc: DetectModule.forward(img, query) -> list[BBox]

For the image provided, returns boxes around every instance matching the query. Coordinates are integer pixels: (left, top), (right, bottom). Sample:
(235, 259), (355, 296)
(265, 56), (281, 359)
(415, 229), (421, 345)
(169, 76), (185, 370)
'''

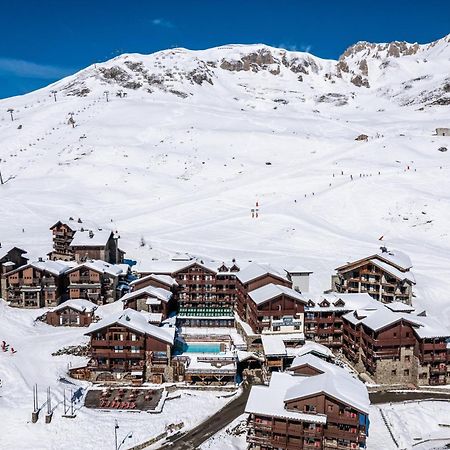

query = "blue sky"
(1, 0), (449, 98)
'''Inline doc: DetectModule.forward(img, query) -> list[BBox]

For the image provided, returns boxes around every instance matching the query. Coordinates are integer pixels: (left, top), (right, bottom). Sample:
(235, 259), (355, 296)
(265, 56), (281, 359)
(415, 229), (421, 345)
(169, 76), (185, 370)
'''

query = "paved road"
(157, 385), (251, 450)
(370, 390), (450, 404)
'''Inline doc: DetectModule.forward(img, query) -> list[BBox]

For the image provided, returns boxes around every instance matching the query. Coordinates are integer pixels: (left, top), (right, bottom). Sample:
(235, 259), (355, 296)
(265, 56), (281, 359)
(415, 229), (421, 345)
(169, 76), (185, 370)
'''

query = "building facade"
(245, 355), (370, 450)
(84, 309), (175, 384)
(66, 260), (125, 304)
(0, 246), (28, 299)
(48, 218), (124, 264)
(332, 248), (415, 304)
(342, 305), (450, 386)
(46, 299), (98, 326)
(4, 259), (70, 308)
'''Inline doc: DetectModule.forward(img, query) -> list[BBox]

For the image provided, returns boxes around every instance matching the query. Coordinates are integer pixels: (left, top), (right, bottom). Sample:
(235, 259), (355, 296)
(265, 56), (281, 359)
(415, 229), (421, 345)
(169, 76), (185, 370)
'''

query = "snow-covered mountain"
(1, 35), (450, 320)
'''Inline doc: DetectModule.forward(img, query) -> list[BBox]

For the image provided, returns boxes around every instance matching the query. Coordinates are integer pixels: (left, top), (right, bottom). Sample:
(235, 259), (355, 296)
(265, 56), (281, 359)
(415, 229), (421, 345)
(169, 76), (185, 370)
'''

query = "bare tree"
(0, 158), (4, 185)
(7, 108), (14, 121)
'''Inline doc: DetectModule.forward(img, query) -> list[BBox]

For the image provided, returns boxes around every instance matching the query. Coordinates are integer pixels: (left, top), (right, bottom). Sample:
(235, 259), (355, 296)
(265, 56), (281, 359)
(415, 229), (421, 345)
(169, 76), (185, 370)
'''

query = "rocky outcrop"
(351, 75), (370, 88)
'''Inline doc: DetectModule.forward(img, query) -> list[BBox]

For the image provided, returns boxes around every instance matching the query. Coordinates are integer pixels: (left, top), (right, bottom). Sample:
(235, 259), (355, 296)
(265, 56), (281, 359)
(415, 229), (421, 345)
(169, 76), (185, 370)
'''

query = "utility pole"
(45, 386), (53, 423)
(114, 420), (132, 450)
(51, 90), (57, 102)
(32, 384), (39, 423)
(115, 420), (119, 450)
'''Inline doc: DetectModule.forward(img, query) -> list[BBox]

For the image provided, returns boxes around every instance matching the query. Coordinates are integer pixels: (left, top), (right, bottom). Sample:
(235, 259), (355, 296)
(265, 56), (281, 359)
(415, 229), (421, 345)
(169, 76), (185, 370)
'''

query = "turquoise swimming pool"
(175, 342), (222, 354)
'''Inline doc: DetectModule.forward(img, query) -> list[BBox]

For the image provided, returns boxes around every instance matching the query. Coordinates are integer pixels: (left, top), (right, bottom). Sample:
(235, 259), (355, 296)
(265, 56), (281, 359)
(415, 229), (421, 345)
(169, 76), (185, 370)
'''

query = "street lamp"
(114, 420), (133, 450)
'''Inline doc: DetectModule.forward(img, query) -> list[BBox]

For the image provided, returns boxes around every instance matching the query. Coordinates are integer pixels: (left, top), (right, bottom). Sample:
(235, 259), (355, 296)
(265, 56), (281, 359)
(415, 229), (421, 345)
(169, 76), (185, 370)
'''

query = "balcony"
(91, 349), (145, 359)
(91, 338), (145, 347)
(327, 414), (359, 426)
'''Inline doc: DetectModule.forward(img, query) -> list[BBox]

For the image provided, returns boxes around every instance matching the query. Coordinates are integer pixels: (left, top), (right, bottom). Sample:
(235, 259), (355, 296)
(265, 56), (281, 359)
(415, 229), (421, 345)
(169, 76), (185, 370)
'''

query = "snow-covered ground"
(0, 40), (449, 323)
(0, 300), (234, 450)
(1, 37), (450, 447)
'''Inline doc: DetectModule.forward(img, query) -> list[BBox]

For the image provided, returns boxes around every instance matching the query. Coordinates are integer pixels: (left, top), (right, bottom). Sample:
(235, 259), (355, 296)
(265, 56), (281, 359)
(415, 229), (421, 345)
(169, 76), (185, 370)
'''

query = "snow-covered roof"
(25, 259), (72, 276)
(52, 298), (98, 313)
(85, 308), (175, 344)
(236, 262), (289, 284)
(337, 248), (413, 272)
(289, 354), (345, 376)
(69, 259), (124, 277)
(284, 265), (313, 275)
(245, 372), (327, 424)
(304, 292), (380, 312)
(0, 246), (27, 261)
(139, 311), (163, 324)
(130, 273), (178, 287)
(385, 301), (415, 313)
(248, 283), (307, 305)
(412, 315), (450, 339)
(121, 285), (172, 303)
(293, 341), (334, 360)
(50, 218), (103, 232)
(369, 259), (415, 283)
(343, 303), (450, 339)
(261, 335), (287, 356)
(376, 249), (412, 270)
(70, 229), (113, 247)
(284, 371), (370, 414)
(236, 350), (265, 363)
(184, 353), (237, 373)
(135, 259), (217, 275)
(358, 308), (420, 332)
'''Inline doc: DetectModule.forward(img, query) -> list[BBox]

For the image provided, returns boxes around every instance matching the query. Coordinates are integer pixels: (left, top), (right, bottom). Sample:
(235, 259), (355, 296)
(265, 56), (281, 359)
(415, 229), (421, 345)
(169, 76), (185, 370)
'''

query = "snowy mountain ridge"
(49, 34), (450, 107)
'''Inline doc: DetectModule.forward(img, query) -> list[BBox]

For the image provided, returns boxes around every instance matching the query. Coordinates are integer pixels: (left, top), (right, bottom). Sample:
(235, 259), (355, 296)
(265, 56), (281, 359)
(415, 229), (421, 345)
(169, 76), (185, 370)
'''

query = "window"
(406, 332), (410, 337)
(404, 369), (410, 376)
(404, 355), (410, 362)
(305, 404), (316, 412)
(328, 405), (333, 412)
(131, 346), (140, 353)
(114, 346), (124, 353)
(391, 369), (397, 376)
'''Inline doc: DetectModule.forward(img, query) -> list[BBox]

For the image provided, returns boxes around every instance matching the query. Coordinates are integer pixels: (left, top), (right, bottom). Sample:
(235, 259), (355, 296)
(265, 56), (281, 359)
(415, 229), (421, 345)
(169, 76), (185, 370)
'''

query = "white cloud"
(278, 43), (313, 53)
(151, 18), (175, 29)
(0, 57), (72, 79)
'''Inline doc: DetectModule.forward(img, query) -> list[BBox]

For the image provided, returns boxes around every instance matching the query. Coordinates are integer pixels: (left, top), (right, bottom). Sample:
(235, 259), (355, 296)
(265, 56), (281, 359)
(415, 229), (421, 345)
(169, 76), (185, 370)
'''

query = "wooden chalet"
(66, 260), (125, 305)
(303, 293), (380, 349)
(84, 309), (175, 384)
(245, 356), (370, 450)
(129, 273), (178, 292)
(173, 354), (237, 385)
(333, 248), (415, 304)
(46, 298), (98, 326)
(4, 259), (70, 308)
(0, 246), (28, 299)
(246, 284), (307, 334)
(121, 286), (173, 323)
(48, 218), (124, 264)
(235, 262), (292, 326)
(342, 304), (450, 386)
(136, 260), (237, 327)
